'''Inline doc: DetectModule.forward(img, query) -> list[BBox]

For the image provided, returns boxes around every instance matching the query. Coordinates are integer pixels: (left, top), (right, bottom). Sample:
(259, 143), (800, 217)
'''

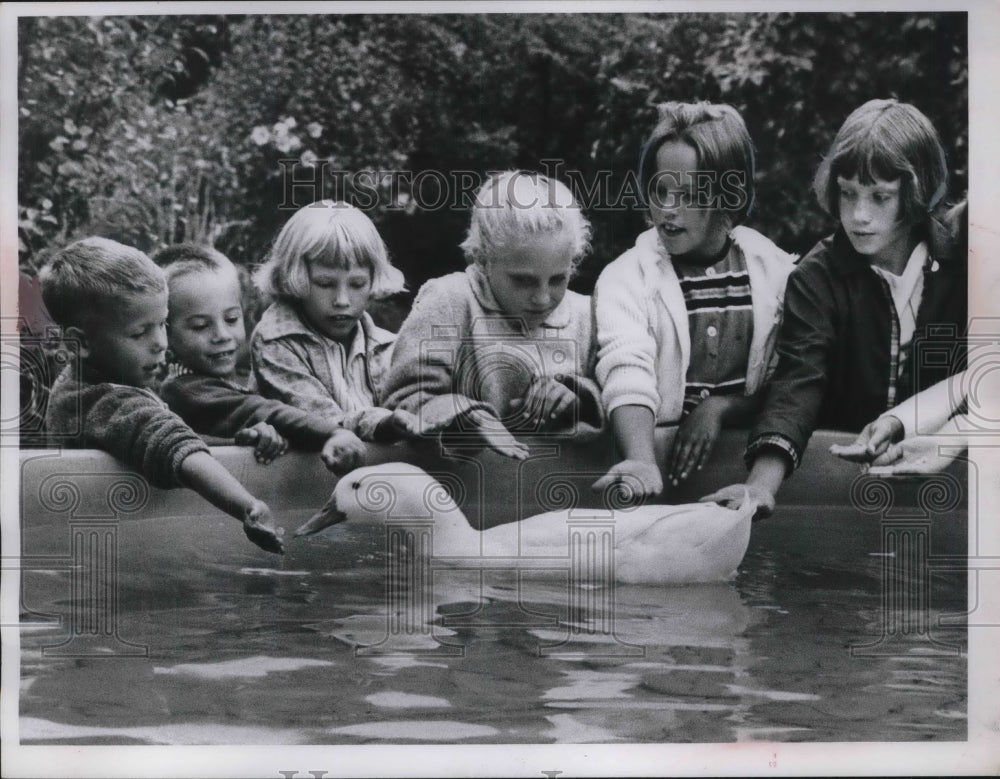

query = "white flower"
(250, 126), (271, 146)
(274, 132), (302, 154)
(300, 149), (319, 167)
(306, 122), (323, 139)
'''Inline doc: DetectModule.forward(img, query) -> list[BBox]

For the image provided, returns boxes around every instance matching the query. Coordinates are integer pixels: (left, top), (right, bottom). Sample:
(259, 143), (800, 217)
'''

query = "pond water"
(19, 504), (967, 744)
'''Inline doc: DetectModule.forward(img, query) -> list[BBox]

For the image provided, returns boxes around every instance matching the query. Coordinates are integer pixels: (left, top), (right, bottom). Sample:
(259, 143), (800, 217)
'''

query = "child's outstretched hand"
(867, 434), (965, 475)
(830, 416), (904, 463)
(509, 377), (577, 429)
(667, 396), (726, 486)
(242, 499), (285, 554)
(700, 483), (775, 521)
(235, 422), (288, 465)
(320, 429), (366, 474)
(465, 408), (529, 460)
(592, 459), (663, 499)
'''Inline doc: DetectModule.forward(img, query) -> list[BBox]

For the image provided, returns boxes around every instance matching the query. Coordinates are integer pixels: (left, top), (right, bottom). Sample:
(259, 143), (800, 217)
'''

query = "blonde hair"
(253, 201), (406, 301)
(460, 171), (592, 267)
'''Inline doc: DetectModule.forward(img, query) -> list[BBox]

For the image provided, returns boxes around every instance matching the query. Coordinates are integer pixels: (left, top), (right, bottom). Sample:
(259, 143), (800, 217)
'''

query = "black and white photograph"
(2, 1), (998, 777)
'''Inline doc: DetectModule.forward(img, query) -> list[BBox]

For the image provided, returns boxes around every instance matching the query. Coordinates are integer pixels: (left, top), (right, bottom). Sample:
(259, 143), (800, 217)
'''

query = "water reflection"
(18, 504), (967, 744)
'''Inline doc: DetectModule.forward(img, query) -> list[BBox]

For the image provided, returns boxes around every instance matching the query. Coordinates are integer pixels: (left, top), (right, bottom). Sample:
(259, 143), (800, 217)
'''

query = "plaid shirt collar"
(258, 299), (394, 350)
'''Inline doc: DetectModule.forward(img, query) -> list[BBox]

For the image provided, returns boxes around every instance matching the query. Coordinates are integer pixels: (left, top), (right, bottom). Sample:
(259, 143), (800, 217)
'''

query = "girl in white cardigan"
(593, 102), (796, 498)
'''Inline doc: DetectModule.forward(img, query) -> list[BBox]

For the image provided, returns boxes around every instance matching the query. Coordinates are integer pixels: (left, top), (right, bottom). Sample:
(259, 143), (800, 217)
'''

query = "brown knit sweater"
(45, 365), (209, 488)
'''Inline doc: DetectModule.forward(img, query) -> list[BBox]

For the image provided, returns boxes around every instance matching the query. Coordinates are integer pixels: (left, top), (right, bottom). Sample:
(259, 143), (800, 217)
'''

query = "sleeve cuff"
(416, 394), (496, 433)
(598, 364), (660, 417)
(604, 392), (659, 417)
(745, 434), (799, 475)
(354, 407), (394, 442)
(167, 437), (212, 488)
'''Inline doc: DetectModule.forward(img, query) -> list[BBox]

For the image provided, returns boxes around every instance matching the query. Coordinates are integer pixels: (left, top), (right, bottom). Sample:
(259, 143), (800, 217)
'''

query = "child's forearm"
(610, 405), (657, 463)
(178, 450), (260, 521)
(881, 372), (966, 439)
(746, 451), (788, 497)
(926, 413), (969, 447)
(262, 404), (342, 450)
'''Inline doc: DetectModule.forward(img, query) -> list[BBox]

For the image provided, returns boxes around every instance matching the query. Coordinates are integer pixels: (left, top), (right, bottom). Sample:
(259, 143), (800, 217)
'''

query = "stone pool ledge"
(16, 428), (962, 530)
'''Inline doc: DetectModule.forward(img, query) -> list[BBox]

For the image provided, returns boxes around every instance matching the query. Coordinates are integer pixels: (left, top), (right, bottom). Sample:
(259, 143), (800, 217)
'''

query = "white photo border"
(2, 1), (998, 777)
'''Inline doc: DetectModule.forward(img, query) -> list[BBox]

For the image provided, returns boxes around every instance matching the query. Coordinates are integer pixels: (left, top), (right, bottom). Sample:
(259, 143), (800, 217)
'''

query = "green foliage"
(18, 15), (235, 268)
(19, 12), (967, 300)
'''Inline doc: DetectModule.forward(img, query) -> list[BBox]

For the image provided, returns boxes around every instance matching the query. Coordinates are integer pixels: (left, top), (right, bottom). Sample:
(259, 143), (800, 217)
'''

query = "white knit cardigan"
(594, 226), (797, 424)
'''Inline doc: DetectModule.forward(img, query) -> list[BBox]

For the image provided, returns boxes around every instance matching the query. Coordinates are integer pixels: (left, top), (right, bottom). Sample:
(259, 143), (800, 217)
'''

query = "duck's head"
(294, 463), (457, 537)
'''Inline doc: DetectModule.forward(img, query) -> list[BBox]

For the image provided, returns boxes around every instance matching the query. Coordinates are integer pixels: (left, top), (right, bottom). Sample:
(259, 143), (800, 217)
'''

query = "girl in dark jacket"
(705, 99), (967, 516)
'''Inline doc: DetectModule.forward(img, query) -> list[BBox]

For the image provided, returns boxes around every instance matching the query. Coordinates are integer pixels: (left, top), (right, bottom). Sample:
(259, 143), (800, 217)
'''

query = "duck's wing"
(492, 511), (582, 558)
(615, 500), (756, 585)
(509, 502), (740, 551)
(628, 501), (751, 550)
(608, 503), (703, 546)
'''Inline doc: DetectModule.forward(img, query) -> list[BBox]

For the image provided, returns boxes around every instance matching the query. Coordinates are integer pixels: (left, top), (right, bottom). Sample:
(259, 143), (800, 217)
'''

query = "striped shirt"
(675, 243), (754, 415)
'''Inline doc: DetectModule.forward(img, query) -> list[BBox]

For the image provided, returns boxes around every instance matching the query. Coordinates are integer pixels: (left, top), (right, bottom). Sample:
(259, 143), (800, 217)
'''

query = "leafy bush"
(19, 12), (967, 300)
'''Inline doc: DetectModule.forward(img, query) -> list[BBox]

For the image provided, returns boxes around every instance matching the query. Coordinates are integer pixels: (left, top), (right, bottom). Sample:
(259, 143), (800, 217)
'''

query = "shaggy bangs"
(814, 99), (948, 225)
(254, 201), (405, 302)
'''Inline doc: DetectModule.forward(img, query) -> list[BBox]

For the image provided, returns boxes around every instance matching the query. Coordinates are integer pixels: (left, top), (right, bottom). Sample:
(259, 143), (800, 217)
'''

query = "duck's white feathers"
(300, 463), (755, 585)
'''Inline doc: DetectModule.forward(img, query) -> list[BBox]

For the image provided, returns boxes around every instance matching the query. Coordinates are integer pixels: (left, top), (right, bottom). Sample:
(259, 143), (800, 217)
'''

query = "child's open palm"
(829, 416), (904, 463)
(867, 433), (966, 475)
(242, 499), (285, 554)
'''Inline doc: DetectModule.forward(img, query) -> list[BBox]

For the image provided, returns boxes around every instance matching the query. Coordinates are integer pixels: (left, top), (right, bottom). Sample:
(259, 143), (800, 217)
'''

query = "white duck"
(294, 463), (756, 585)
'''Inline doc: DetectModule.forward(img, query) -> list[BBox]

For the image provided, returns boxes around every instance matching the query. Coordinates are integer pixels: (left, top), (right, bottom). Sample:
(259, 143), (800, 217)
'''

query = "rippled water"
(18, 505), (967, 744)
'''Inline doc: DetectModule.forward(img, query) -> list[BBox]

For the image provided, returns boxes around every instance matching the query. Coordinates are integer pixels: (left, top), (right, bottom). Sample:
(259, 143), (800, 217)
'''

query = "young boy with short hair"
(40, 237), (285, 554)
(154, 243), (367, 472)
